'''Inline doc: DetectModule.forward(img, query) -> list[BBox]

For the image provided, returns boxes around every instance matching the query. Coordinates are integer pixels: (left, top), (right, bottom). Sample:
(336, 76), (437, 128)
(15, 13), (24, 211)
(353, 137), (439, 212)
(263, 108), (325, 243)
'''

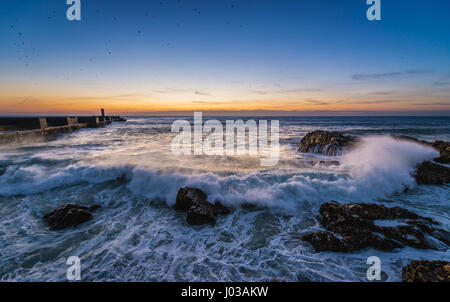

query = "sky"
(0, 0), (450, 116)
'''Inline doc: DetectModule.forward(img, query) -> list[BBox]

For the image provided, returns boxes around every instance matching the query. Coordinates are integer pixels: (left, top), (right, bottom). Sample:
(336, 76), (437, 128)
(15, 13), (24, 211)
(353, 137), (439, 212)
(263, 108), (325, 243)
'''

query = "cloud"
(347, 99), (404, 105)
(18, 95), (34, 105)
(370, 91), (395, 96)
(154, 87), (213, 96)
(351, 70), (433, 81)
(305, 99), (330, 106)
(433, 81), (450, 86)
(252, 88), (323, 95)
(194, 90), (212, 96)
(351, 72), (402, 81)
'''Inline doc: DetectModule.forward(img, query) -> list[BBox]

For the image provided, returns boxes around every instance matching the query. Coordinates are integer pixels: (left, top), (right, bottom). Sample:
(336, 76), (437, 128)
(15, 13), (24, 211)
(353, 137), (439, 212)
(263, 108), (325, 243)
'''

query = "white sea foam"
(0, 136), (439, 213)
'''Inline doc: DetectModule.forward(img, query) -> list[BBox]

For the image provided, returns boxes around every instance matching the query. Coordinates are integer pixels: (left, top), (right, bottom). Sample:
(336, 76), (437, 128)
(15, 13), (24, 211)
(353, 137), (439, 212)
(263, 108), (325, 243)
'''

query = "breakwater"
(0, 115), (126, 144)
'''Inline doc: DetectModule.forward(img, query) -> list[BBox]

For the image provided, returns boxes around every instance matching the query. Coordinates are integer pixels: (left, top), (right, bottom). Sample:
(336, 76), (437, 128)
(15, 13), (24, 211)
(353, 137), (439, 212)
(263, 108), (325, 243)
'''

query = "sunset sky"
(1, 0), (450, 116)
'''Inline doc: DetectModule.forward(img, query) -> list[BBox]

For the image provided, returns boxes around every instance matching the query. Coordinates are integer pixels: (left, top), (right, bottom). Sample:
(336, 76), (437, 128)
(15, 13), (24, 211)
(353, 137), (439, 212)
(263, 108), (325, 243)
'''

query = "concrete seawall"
(0, 116), (126, 144)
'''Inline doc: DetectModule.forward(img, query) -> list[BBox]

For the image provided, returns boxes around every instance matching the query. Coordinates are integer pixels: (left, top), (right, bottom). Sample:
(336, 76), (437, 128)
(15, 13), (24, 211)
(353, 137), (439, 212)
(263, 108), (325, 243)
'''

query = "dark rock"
(298, 131), (357, 156)
(402, 260), (450, 282)
(44, 204), (94, 230)
(175, 187), (230, 225)
(89, 205), (101, 211)
(175, 187), (208, 211)
(432, 141), (450, 164)
(302, 231), (349, 252)
(415, 161), (450, 185)
(313, 160), (340, 167)
(392, 135), (425, 144)
(302, 201), (449, 252)
(213, 201), (231, 216)
(187, 202), (216, 225)
(393, 136), (450, 167)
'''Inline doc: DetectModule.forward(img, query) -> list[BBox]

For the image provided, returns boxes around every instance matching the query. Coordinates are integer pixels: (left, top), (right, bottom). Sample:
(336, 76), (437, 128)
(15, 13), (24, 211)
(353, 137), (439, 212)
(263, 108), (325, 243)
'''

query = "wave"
(0, 136), (439, 213)
(0, 164), (132, 196)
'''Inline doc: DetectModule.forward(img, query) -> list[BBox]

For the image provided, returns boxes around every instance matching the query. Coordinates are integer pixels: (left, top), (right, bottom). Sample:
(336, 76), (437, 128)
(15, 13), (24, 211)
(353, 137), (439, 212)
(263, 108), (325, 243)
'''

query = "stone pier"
(0, 114), (126, 144)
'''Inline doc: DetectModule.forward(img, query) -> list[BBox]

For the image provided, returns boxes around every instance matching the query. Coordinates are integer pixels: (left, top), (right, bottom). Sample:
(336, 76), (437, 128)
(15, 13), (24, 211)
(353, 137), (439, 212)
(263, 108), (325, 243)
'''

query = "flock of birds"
(8, 1), (240, 83)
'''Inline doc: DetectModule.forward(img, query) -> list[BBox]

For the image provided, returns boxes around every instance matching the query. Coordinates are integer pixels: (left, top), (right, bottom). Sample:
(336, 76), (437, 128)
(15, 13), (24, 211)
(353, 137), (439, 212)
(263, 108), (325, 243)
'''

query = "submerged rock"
(44, 204), (100, 230)
(298, 130), (357, 156)
(415, 161), (450, 185)
(175, 187), (230, 225)
(302, 201), (449, 252)
(312, 160), (340, 167)
(402, 260), (450, 282)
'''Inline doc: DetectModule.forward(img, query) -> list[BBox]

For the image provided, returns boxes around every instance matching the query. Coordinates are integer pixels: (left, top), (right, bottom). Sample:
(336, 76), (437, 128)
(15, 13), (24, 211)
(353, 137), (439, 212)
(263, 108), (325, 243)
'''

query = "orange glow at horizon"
(1, 87), (449, 115)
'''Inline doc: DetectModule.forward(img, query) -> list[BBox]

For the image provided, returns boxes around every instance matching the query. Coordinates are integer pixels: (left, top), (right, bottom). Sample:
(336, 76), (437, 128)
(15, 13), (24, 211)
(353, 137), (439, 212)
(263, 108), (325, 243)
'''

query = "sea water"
(0, 116), (448, 281)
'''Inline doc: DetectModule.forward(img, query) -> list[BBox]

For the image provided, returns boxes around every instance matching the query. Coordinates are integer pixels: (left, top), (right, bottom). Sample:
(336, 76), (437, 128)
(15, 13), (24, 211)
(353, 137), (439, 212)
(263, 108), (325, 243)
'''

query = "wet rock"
(302, 231), (351, 252)
(89, 205), (101, 211)
(431, 141), (450, 164)
(44, 204), (99, 230)
(393, 136), (450, 172)
(213, 201), (231, 216)
(298, 131), (357, 156)
(312, 160), (340, 167)
(302, 201), (449, 252)
(175, 187), (208, 211)
(402, 260), (450, 282)
(175, 187), (230, 225)
(187, 202), (216, 225)
(415, 161), (450, 185)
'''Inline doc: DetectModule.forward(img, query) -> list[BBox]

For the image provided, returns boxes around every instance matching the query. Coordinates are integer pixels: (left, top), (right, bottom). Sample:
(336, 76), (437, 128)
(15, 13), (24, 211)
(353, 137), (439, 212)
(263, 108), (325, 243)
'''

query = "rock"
(213, 201), (231, 215)
(302, 201), (449, 252)
(302, 231), (351, 252)
(175, 187), (230, 225)
(313, 160), (340, 167)
(175, 187), (208, 211)
(391, 136), (449, 185)
(298, 131), (357, 156)
(89, 205), (101, 211)
(402, 260), (450, 282)
(415, 161), (450, 185)
(187, 202), (216, 225)
(43, 204), (98, 230)
(432, 141), (450, 164)
(393, 136), (450, 166)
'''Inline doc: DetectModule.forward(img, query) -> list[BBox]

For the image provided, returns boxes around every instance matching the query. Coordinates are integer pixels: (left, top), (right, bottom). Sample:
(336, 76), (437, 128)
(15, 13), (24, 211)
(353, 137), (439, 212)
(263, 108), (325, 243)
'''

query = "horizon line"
(1, 110), (450, 118)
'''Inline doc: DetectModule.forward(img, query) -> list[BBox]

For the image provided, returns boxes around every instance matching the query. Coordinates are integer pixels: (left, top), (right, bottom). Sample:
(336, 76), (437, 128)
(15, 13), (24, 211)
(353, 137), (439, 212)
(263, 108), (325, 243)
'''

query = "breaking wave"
(0, 136), (438, 214)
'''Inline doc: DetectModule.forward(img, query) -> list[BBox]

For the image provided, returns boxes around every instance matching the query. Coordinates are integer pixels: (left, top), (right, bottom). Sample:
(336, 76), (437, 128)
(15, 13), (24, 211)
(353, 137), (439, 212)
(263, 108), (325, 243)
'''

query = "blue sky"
(0, 0), (449, 115)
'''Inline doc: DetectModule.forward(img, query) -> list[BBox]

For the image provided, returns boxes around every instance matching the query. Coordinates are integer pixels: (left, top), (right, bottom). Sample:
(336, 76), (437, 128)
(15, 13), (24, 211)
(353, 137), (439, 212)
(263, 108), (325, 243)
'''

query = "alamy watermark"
(66, 256), (81, 281)
(66, 1), (380, 22)
(367, 0), (381, 21)
(66, 0), (81, 21)
(366, 256), (382, 281)
(171, 113), (280, 167)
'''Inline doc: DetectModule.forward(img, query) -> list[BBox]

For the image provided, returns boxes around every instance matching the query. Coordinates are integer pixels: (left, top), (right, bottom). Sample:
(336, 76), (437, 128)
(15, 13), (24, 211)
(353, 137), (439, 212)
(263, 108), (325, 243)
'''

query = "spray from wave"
(128, 136), (439, 211)
(0, 136), (439, 212)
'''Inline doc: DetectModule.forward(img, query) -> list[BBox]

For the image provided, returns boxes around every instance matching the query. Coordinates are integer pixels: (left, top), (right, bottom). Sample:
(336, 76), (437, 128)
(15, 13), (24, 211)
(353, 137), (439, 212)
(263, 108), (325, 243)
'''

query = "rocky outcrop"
(302, 201), (449, 252)
(44, 204), (101, 230)
(402, 260), (450, 282)
(415, 161), (450, 185)
(431, 141), (450, 164)
(298, 131), (357, 156)
(393, 135), (450, 164)
(175, 187), (230, 225)
(373, 135), (450, 185)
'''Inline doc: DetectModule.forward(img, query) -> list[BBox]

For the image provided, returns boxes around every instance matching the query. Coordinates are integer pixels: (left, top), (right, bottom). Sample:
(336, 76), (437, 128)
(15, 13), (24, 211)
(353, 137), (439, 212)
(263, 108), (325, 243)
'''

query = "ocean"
(0, 116), (449, 281)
